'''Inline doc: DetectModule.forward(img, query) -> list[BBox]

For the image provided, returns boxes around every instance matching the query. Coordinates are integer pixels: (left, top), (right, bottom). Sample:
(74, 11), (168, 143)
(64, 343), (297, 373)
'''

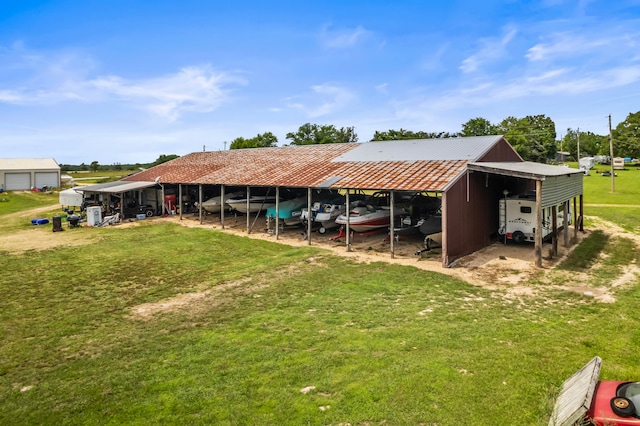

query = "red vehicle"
(549, 356), (640, 425)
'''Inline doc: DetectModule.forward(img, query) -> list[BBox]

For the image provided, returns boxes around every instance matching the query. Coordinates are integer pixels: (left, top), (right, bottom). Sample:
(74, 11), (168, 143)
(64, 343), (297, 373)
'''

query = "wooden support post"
(246, 186), (251, 234)
(579, 194), (584, 232)
(307, 187), (312, 246)
(551, 205), (558, 258)
(573, 197), (577, 240)
(220, 185), (225, 229)
(198, 184), (203, 224)
(346, 190), (351, 252)
(441, 191), (448, 267)
(563, 200), (569, 247)
(275, 186), (280, 240)
(535, 181), (543, 268)
(390, 190), (395, 259)
(178, 184), (183, 220)
(161, 185), (166, 215)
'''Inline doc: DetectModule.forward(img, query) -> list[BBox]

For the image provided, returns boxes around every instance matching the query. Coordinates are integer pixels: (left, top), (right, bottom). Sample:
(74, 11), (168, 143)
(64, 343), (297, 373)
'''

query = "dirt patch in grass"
(130, 291), (212, 319)
(128, 274), (279, 320)
(0, 228), (100, 254)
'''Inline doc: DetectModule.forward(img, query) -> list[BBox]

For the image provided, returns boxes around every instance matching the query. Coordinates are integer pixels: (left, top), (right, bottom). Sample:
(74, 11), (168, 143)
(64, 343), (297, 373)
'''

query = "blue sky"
(1, 0), (639, 165)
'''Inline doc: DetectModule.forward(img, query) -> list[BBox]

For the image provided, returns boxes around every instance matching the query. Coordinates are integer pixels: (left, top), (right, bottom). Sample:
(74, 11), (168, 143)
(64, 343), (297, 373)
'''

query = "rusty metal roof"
(124, 137), (509, 192)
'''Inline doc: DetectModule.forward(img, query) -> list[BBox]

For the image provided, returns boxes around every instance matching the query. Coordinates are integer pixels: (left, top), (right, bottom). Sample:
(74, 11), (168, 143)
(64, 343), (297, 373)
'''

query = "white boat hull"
(226, 196), (277, 214)
(336, 206), (405, 233)
(201, 191), (244, 213)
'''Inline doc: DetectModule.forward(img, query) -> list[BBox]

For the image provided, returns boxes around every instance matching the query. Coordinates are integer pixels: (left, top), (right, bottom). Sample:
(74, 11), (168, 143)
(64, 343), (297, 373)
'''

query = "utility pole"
(609, 115), (615, 193)
(576, 127), (580, 164)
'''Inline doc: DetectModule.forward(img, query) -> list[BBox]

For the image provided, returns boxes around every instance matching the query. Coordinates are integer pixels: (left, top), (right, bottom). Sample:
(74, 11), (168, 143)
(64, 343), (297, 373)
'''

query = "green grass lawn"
(582, 165), (640, 205)
(0, 172), (639, 425)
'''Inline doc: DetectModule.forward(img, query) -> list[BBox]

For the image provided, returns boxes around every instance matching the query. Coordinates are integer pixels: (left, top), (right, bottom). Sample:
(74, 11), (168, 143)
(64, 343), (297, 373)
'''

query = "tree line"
(229, 111), (640, 163)
(61, 111), (640, 170)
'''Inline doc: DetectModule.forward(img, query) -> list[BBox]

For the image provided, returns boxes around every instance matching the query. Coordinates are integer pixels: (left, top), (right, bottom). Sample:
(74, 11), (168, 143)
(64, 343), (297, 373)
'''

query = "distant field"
(67, 169), (139, 185)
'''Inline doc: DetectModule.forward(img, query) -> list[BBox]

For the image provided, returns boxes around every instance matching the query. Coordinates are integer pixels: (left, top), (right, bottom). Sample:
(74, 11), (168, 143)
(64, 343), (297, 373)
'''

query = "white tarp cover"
(59, 188), (84, 207)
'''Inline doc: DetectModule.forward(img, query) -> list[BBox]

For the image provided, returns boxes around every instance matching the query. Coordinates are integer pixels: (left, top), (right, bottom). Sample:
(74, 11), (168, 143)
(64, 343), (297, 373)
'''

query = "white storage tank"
(86, 206), (102, 227)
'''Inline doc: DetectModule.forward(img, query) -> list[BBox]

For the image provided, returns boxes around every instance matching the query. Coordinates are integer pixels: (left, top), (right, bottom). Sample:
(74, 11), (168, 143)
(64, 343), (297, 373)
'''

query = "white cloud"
(460, 26), (518, 73)
(0, 44), (244, 120)
(89, 66), (244, 121)
(526, 32), (611, 62)
(320, 24), (372, 48)
(375, 83), (389, 94)
(286, 83), (355, 118)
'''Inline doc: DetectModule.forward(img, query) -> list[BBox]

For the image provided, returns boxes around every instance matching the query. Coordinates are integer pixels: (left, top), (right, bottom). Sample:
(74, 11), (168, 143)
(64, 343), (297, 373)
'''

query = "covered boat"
(265, 196), (308, 226)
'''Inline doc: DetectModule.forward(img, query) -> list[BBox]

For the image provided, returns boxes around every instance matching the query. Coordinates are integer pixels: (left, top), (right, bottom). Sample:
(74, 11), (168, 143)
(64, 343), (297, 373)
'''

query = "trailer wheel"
(611, 397), (635, 417)
(512, 231), (525, 244)
(318, 227), (326, 234)
(145, 209), (154, 217)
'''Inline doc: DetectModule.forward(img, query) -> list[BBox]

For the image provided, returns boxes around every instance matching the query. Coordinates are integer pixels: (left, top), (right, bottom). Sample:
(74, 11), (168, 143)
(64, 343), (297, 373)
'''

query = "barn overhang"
(467, 162), (583, 207)
(78, 181), (159, 194)
(467, 161), (585, 267)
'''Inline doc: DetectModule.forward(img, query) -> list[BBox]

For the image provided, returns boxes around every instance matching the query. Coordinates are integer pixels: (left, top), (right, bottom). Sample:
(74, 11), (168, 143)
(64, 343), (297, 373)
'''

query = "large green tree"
(499, 114), (557, 163)
(371, 129), (456, 141)
(612, 111), (640, 159)
(460, 117), (499, 137)
(561, 129), (607, 159)
(229, 132), (278, 149)
(285, 123), (357, 145)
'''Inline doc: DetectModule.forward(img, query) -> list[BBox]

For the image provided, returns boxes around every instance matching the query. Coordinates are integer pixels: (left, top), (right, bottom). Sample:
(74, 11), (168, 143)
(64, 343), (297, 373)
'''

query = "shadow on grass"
(556, 230), (608, 271)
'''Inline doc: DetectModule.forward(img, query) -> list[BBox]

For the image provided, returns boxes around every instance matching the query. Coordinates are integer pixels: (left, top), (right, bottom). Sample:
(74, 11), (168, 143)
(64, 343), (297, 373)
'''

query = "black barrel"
(52, 215), (63, 232)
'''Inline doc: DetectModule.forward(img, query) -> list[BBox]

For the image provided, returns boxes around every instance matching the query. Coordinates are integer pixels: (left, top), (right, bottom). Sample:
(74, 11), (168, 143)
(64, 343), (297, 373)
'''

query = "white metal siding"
(35, 172), (59, 188)
(5, 173), (31, 190)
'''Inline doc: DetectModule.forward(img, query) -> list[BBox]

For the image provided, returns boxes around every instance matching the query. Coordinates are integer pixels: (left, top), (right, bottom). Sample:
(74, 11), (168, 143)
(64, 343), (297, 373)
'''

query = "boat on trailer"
(335, 192), (408, 233)
(226, 194), (279, 214)
(201, 191), (244, 213)
(265, 196), (308, 226)
(300, 197), (351, 234)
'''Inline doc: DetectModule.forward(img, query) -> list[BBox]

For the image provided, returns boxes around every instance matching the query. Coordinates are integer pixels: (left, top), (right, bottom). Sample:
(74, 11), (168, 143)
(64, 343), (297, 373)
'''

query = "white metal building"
(0, 158), (61, 191)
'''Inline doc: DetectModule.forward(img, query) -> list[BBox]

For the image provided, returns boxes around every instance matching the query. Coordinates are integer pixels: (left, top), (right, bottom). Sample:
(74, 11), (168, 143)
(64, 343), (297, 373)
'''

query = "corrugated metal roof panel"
(333, 136), (504, 162)
(79, 181), (158, 194)
(468, 162), (584, 179)
(124, 138), (506, 191)
(0, 158), (60, 170)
